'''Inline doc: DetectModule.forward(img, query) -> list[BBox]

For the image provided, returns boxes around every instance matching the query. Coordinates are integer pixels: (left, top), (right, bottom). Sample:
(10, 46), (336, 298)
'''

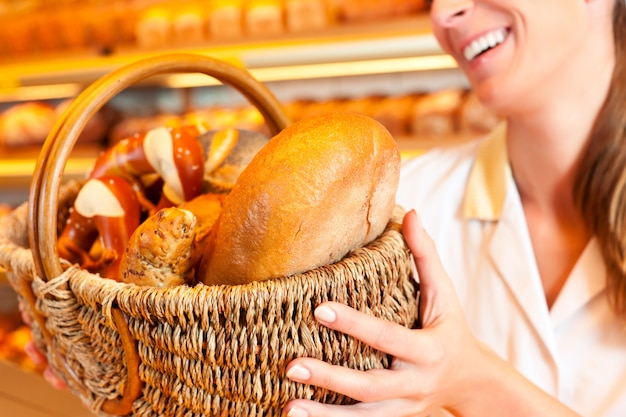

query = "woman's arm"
(283, 210), (582, 417)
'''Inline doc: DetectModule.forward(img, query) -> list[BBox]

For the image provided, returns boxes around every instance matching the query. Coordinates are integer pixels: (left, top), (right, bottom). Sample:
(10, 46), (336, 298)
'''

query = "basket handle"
(25, 54), (290, 416)
(29, 53), (290, 282)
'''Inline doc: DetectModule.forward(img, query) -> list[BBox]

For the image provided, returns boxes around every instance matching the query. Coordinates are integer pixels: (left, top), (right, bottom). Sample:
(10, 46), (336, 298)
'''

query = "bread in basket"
(0, 54), (419, 417)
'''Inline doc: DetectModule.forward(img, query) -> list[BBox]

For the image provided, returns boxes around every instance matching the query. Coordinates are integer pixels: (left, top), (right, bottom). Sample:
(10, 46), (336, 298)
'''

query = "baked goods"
(119, 207), (198, 287)
(339, 0), (395, 21)
(0, 102), (57, 147)
(172, 3), (206, 44)
(370, 94), (417, 137)
(458, 91), (502, 135)
(1, 12), (36, 55)
(410, 89), (465, 138)
(285, 0), (330, 32)
(244, 0), (284, 37)
(200, 128), (270, 191)
(119, 192), (224, 287)
(338, 0), (425, 21)
(135, 5), (173, 49)
(58, 123), (207, 281)
(207, 0), (245, 39)
(198, 112), (401, 285)
(178, 192), (226, 248)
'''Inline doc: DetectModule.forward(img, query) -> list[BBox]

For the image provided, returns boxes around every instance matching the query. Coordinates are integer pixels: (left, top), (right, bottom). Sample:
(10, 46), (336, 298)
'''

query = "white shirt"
(396, 124), (626, 417)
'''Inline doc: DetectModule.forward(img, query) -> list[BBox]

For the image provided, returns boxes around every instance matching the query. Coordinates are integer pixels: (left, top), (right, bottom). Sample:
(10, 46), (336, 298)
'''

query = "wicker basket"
(0, 54), (419, 417)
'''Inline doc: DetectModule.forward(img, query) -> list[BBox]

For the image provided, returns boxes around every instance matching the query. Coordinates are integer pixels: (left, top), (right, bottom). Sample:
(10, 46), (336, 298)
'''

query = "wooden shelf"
(0, 15), (450, 102)
(0, 133), (479, 190)
(0, 144), (101, 188)
(0, 14), (464, 192)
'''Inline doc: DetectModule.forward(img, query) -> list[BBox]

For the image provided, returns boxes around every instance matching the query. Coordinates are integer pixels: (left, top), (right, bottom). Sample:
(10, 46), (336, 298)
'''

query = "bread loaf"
(198, 112), (401, 286)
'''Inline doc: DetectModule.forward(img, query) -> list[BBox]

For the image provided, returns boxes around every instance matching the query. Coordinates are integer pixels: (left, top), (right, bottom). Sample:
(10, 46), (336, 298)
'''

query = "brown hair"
(574, 0), (626, 319)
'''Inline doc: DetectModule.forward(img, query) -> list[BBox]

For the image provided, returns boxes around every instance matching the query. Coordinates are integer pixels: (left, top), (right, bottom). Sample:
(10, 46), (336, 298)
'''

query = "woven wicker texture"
(0, 182), (419, 416)
(0, 54), (419, 416)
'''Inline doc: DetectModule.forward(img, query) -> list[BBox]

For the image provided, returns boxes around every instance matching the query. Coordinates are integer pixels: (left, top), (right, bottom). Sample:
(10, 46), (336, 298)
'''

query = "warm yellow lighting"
(163, 54), (458, 88)
(0, 83), (83, 102)
(253, 55), (458, 81)
(0, 158), (94, 181)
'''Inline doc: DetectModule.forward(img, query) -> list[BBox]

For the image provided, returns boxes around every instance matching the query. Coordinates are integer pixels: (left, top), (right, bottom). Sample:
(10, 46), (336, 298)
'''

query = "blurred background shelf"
(0, 10), (482, 206)
(0, 15), (455, 102)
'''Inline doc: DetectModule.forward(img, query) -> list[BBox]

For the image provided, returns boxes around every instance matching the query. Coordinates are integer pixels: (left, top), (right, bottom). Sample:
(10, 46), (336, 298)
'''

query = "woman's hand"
(283, 210), (581, 417)
(283, 209), (490, 416)
(18, 302), (67, 390)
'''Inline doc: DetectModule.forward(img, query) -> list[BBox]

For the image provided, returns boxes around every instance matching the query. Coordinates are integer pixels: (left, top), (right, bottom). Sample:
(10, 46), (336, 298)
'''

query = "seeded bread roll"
(198, 112), (401, 286)
(119, 207), (197, 287)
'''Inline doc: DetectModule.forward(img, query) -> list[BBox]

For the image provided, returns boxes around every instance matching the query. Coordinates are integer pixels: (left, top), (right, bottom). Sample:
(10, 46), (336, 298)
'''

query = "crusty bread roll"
(244, 0), (284, 37)
(0, 102), (57, 147)
(410, 89), (465, 139)
(285, 0), (330, 32)
(458, 91), (502, 135)
(198, 112), (401, 286)
(135, 6), (173, 48)
(207, 0), (245, 39)
(179, 192), (226, 248)
(119, 207), (197, 287)
(173, 5), (206, 45)
(199, 128), (270, 192)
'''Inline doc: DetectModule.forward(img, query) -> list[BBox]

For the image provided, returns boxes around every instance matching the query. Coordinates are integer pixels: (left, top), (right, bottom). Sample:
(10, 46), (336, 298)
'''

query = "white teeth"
(463, 28), (508, 62)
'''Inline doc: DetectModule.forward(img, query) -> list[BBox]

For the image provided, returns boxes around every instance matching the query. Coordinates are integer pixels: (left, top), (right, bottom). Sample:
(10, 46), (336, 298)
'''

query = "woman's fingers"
(285, 397), (428, 417)
(43, 367), (68, 390)
(18, 300), (32, 326)
(402, 209), (451, 295)
(303, 210), (458, 361)
(286, 357), (420, 404)
(19, 302), (68, 391)
(24, 340), (47, 366)
(402, 209), (463, 326)
(311, 302), (423, 361)
(281, 209), (485, 416)
(287, 359), (388, 402)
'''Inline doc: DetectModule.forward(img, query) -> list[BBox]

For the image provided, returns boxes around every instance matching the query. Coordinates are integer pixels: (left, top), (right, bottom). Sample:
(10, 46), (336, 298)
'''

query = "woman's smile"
(462, 27), (510, 62)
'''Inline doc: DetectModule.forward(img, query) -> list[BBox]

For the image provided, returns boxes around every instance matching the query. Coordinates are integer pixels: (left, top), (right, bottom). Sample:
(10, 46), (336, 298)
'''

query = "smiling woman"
(284, 0), (626, 417)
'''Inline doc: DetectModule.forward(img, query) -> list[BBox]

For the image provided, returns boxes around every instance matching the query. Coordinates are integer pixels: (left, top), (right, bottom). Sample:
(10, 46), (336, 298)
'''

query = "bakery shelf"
(0, 134), (471, 197)
(0, 144), (99, 189)
(0, 14), (464, 194)
(0, 15), (454, 102)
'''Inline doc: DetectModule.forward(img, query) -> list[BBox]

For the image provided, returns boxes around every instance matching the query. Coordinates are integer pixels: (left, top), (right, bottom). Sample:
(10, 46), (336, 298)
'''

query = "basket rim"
(0, 193), (409, 309)
(49, 205), (408, 312)
(28, 53), (291, 286)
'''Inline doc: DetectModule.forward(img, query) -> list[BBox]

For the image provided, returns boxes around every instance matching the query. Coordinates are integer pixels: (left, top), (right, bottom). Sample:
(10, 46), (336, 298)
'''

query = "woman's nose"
(430, 0), (474, 27)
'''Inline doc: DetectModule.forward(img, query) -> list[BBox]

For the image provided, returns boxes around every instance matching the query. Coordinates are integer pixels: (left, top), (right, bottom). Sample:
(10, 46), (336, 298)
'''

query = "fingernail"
(286, 406), (309, 417)
(314, 305), (336, 323)
(415, 211), (424, 229)
(410, 209), (424, 229)
(286, 364), (311, 382)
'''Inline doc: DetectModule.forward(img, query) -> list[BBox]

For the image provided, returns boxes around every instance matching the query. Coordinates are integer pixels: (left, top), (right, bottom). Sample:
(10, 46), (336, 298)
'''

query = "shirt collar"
(462, 122), (511, 220)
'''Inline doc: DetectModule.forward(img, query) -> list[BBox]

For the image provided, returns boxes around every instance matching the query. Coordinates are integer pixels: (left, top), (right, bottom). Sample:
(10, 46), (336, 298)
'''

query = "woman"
(284, 0), (626, 416)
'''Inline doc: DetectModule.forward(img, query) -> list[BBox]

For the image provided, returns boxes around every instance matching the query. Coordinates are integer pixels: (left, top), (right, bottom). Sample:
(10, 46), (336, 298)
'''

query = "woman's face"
(429, 0), (593, 115)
